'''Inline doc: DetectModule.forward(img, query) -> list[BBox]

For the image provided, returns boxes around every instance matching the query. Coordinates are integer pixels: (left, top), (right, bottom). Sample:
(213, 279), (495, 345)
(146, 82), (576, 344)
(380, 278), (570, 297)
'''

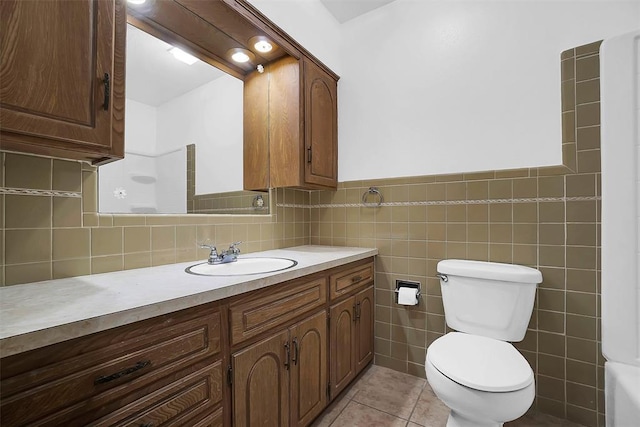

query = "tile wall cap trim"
(191, 206), (269, 213)
(292, 195), (601, 209)
(0, 187), (81, 198)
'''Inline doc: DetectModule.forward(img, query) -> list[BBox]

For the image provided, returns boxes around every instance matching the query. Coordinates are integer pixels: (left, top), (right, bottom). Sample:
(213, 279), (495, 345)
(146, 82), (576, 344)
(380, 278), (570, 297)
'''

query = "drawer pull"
(351, 275), (362, 283)
(356, 301), (361, 320)
(94, 360), (151, 385)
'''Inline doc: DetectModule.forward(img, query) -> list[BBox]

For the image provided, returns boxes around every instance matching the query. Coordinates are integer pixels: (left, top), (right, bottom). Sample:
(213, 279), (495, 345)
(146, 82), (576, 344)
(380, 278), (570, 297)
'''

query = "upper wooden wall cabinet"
(244, 56), (339, 190)
(0, 0), (126, 165)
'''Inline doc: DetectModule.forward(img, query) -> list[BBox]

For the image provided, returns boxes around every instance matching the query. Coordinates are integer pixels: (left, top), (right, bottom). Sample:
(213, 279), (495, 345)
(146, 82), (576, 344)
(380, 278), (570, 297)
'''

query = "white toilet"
(425, 259), (542, 427)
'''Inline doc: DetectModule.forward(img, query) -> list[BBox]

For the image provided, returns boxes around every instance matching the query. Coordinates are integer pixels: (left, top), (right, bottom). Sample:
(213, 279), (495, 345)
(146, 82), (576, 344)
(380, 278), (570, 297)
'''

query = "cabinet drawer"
(192, 407), (224, 427)
(90, 361), (223, 427)
(1, 304), (221, 426)
(230, 276), (327, 346)
(330, 262), (373, 300)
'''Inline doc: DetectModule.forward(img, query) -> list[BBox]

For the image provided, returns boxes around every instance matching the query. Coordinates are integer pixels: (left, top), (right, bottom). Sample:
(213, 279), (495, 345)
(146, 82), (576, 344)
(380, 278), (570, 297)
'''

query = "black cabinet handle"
(351, 275), (362, 283)
(292, 338), (299, 366)
(284, 342), (290, 370)
(102, 72), (110, 111)
(94, 360), (151, 385)
(356, 302), (361, 320)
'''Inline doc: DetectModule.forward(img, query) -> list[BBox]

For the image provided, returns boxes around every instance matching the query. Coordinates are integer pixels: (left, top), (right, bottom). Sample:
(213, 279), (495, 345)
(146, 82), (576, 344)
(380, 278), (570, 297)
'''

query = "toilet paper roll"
(397, 287), (419, 305)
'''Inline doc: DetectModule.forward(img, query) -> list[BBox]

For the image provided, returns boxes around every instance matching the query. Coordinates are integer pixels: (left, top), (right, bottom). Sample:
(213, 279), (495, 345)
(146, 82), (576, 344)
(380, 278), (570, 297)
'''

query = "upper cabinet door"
(303, 59), (338, 188)
(0, 0), (125, 165)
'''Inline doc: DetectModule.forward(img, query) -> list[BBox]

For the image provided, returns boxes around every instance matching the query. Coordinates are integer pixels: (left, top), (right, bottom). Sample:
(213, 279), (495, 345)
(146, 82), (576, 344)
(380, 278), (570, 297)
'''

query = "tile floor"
(312, 365), (586, 427)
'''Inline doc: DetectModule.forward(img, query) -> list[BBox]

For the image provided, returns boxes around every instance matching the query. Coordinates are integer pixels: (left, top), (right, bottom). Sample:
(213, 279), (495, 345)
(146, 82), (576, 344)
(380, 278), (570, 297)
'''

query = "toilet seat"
(427, 332), (533, 392)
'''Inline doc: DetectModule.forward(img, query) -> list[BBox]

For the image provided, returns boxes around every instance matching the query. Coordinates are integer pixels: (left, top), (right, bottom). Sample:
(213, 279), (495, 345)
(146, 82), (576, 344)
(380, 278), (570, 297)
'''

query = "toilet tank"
(437, 260), (542, 342)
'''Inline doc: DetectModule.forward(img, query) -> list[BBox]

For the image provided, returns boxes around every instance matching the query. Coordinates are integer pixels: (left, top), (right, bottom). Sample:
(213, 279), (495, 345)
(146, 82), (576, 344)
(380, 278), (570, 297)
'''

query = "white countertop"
(0, 245), (377, 358)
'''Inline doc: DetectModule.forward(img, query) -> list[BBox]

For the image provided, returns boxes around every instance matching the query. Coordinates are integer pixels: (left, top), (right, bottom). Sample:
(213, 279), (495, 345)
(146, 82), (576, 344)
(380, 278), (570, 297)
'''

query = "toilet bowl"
(425, 332), (535, 427)
(424, 260), (542, 427)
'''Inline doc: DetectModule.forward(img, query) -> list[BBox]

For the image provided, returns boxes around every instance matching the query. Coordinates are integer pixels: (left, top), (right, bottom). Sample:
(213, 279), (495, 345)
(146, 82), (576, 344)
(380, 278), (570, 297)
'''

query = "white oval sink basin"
(185, 257), (298, 276)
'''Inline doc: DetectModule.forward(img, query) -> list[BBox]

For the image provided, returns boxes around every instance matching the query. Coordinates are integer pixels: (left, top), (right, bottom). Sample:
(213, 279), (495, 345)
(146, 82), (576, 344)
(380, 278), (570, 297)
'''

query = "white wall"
(248, 0), (343, 74)
(249, 0), (640, 182)
(99, 99), (159, 213)
(124, 99), (158, 155)
(156, 74), (244, 195)
(156, 148), (187, 214)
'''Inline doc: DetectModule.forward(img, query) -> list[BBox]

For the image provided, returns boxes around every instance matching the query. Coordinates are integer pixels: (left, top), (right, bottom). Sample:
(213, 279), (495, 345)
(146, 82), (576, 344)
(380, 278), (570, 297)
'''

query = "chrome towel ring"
(362, 187), (384, 206)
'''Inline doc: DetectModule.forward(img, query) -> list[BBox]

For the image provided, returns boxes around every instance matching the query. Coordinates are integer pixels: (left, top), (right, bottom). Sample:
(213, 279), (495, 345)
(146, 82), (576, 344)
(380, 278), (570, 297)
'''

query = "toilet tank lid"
(437, 260), (542, 284)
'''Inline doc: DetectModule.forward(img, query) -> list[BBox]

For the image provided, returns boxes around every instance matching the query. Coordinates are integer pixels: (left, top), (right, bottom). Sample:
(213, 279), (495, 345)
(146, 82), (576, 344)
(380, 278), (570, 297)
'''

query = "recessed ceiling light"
(228, 48), (255, 64)
(254, 40), (272, 53)
(127, 0), (147, 5)
(232, 51), (250, 63)
(169, 47), (198, 65)
(249, 36), (276, 54)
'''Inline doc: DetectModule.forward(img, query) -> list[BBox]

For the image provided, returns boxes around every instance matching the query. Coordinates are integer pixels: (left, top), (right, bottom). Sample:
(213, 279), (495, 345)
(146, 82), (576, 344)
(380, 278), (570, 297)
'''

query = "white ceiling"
(126, 25), (227, 107)
(320, 0), (396, 23)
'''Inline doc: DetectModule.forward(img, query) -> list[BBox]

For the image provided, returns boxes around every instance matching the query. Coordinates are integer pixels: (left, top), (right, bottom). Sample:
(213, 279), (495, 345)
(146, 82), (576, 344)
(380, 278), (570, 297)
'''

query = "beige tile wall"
(0, 155), (309, 285)
(308, 41), (603, 427)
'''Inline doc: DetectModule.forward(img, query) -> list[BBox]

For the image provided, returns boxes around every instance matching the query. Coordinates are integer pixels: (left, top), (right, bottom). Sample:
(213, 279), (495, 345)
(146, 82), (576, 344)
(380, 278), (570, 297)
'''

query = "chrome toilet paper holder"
(395, 279), (421, 305)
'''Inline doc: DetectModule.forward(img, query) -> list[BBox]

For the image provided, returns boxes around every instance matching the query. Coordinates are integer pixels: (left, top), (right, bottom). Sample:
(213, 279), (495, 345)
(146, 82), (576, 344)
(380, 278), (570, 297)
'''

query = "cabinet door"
(290, 311), (327, 427)
(0, 0), (125, 164)
(232, 330), (290, 427)
(303, 58), (337, 189)
(329, 296), (356, 400)
(355, 286), (374, 373)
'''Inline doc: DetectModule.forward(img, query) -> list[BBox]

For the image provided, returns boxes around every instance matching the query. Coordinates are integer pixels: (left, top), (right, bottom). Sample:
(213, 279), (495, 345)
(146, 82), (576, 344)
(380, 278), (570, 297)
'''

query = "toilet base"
(447, 411), (503, 427)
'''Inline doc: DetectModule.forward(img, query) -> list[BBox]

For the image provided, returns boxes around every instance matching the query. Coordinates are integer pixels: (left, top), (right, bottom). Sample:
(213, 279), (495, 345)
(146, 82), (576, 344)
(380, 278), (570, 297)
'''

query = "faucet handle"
(200, 243), (220, 264)
(229, 241), (242, 255)
(200, 242), (217, 251)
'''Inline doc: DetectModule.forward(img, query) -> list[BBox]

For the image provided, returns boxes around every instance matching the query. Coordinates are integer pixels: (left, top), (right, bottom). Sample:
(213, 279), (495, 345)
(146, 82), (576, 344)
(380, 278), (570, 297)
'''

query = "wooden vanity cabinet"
(0, 0), (126, 165)
(0, 258), (374, 427)
(232, 311), (327, 427)
(244, 56), (338, 191)
(329, 269), (374, 400)
(229, 274), (328, 427)
(229, 259), (374, 426)
(0, 302), (225, 427)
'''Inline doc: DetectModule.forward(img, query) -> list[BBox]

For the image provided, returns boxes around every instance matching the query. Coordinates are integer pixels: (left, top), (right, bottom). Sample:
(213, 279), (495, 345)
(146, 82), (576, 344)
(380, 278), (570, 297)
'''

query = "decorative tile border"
(0, 187), (82, 198)
(277, 195), (601, 209)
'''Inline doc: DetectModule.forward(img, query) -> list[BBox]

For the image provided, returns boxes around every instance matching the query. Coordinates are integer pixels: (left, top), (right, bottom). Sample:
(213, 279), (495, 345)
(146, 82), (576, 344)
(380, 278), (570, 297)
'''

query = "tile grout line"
(405, 379), (428, 427)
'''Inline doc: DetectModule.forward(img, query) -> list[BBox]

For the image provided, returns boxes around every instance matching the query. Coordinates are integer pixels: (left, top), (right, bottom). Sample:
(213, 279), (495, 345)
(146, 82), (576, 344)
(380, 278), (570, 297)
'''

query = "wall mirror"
(99, 23), (268, 215)
(97, 0), (294, 215)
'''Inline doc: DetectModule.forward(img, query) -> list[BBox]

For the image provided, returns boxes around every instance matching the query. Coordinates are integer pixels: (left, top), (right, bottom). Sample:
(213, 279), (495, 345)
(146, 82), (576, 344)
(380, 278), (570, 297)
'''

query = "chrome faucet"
(220, 241), (242, 262)
(200, 241), (242, 265)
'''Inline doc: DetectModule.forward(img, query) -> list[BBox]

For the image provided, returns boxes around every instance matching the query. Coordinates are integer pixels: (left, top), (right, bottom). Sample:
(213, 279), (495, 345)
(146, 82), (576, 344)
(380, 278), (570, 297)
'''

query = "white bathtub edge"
(605, 362), (640, 426)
